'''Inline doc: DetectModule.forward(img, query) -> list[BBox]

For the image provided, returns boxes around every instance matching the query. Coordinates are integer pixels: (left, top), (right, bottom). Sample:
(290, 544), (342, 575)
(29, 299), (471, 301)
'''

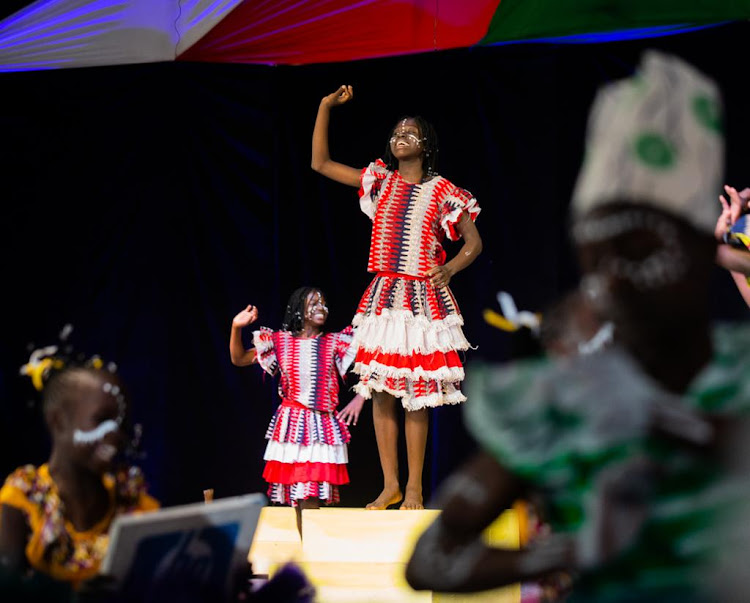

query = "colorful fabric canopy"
(1, 0), (748, 71)
(0, 0), (242, 71)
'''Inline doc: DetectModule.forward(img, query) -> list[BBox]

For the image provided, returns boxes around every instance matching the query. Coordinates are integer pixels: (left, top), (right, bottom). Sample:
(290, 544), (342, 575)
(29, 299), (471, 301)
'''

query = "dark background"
(2, 21), (749, 507)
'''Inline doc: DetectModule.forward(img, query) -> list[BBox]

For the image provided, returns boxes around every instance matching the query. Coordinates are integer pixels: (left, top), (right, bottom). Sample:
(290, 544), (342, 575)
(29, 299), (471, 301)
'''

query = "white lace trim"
(440, 196), (480, 241)
(354, 381), (466, 411)
(352, 311), (470, 354)
(252, 329), (274, 351)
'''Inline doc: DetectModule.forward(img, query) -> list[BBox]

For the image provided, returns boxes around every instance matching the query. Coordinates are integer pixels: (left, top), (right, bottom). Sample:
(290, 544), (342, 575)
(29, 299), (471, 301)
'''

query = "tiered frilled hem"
(263, 401), (350, 506)
(352, 274), (471, 411)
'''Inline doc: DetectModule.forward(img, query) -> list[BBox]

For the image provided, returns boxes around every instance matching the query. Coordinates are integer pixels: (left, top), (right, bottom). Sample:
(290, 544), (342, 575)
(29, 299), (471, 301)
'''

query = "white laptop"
(100, 493), (266, 601)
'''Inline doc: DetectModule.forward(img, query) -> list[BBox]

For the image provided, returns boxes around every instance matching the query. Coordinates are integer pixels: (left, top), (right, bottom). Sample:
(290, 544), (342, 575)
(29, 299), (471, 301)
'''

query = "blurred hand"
(724, 184), (750, 225)
(716, 193), (733, 242)
(539, 570), (575, 602)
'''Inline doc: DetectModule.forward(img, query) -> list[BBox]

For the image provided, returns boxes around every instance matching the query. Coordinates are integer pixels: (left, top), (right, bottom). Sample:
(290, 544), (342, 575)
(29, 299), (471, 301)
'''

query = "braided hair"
(281, 286), (324, 333)
(383, 115), (439, 180)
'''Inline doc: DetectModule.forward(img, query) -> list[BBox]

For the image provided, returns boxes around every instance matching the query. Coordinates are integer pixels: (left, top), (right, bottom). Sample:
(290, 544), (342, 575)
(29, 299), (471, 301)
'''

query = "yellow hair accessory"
(484, 292), (542, 334)
(27, 358), (52, 392)
(483, 308), (520, 332)
(19, 346), (65, 391)
(19, 327), (113, 393)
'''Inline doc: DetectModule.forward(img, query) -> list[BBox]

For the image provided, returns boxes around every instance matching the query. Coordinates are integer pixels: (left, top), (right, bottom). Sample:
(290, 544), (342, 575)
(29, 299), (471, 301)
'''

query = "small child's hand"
(232, 304), (258, 328)
(716, 193), (733, 242)
(724, 184), (750, 225)
(338, 394), (365, 426)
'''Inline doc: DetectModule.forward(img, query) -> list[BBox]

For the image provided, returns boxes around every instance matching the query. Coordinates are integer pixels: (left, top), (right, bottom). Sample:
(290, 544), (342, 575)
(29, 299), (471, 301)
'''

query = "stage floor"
(249, 506), (521, 603)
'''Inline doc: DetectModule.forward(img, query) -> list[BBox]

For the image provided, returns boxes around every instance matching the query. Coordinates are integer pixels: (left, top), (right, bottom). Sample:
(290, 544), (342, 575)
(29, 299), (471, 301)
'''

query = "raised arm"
(728, 270), (750, 307)
(716, 245), (750, 276)
(311, 85), (362, 188)
(229, 305), (259, 366)
(426, 211), (483, 288)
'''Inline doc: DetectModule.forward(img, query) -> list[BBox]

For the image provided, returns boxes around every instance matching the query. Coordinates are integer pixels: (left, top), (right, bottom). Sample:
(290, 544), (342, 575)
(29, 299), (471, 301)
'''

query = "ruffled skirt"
(263, 399), (350, 506)
(351, 273), (471, 411)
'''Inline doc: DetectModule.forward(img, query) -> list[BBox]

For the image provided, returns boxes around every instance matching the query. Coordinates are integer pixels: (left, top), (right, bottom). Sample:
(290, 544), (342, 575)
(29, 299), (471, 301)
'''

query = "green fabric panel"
(480, 0), (750, 44)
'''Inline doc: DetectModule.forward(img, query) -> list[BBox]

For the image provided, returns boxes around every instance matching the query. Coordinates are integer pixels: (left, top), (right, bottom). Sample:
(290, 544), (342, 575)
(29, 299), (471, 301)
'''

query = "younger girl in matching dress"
(230, 287), (363, 528)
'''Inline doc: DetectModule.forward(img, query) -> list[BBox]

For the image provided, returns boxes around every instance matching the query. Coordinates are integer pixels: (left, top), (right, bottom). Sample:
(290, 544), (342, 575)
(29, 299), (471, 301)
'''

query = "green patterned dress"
(465, 323), (750, 602)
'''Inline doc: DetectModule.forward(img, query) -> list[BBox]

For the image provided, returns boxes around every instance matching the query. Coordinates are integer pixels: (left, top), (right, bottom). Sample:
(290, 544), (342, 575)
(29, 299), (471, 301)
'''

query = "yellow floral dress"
(0, 463), (159, 585)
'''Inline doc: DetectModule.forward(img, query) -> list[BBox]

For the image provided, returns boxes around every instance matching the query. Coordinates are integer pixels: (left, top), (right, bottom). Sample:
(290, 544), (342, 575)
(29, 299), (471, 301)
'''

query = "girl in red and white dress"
(312, 85), (483, 510)
(229, 287), (363, 530)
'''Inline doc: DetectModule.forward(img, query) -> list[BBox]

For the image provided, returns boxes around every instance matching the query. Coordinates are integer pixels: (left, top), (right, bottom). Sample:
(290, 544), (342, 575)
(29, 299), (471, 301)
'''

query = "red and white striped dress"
(353, 159), (480, 411)
(253, 326), (356, 506)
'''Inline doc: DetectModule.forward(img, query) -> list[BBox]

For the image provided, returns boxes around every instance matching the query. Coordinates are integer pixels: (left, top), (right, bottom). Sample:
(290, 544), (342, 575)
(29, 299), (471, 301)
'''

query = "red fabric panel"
(178, 0), (500, 65)
(263, 460), (350, 484)
(355, 348), (463, 372)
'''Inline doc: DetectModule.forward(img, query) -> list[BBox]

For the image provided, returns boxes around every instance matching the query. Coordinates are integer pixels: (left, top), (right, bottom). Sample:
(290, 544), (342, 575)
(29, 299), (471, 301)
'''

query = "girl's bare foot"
(365, 488), (403, 510)
(400, 487), (423, 510)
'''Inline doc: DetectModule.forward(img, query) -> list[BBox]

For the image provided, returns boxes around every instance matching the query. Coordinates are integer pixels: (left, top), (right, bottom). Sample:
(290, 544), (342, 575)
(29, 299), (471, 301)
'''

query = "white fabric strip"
(352, 311), (469, 354)
(336, 335), (357, 377)
(263, 441), (348, 464)
(359, 166), (380, 219)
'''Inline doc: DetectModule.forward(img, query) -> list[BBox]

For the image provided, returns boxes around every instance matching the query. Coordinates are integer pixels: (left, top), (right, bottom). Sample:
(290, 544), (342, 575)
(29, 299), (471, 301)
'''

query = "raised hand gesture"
(232, 304), (258, 329)
(322, 85), (354, 108)
(724, 184), (750, 225)
(716, 193), (733, 242)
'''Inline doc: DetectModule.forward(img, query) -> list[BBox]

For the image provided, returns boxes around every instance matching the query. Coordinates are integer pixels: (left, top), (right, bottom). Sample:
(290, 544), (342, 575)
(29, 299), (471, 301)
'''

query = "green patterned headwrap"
(572, 51), (723, 235)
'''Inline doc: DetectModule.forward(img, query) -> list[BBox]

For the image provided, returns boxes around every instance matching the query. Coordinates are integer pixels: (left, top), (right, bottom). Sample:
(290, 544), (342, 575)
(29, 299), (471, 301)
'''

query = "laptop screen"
(101, 493), (266, 601)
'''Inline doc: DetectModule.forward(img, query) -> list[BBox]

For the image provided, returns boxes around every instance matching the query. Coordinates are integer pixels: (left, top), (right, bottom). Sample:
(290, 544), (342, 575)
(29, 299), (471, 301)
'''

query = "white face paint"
(573, 210), (688, 290)
(390, 132), (422, 146)
(102, 381), (127, 425)
(390, 119), (423, 148)
(73, 419), (119, 445)
(305, 292), (328, 321)
(94, 442), (118, 462)
(577, 321), (615, 356)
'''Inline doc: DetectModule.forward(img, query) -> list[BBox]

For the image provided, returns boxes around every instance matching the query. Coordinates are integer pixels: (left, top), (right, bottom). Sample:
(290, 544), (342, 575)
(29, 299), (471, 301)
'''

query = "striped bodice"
(359, 159), (480, 277)
(253, 327), (355, 412)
